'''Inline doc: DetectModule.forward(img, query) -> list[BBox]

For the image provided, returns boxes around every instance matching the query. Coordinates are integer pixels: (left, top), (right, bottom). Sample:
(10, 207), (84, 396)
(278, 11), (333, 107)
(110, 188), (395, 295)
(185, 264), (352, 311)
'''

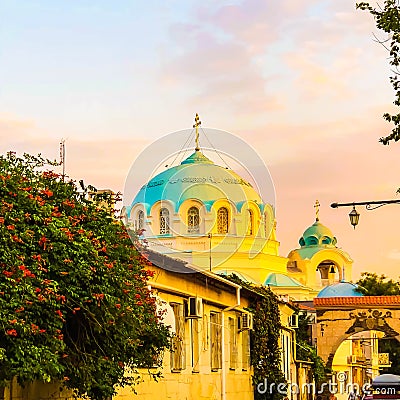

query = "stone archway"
(314, 296), (400, 369)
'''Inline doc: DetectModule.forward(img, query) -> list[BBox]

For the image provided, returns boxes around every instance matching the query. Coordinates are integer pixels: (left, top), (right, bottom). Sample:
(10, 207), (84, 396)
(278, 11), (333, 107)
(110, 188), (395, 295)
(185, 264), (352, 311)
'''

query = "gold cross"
(193, 113), (201, 151)
(314, 200), (320, 221)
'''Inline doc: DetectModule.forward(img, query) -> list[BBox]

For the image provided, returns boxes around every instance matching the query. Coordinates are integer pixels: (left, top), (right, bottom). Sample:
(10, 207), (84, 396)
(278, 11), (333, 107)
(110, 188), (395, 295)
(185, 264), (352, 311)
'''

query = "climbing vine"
(296, 313), (326, 383)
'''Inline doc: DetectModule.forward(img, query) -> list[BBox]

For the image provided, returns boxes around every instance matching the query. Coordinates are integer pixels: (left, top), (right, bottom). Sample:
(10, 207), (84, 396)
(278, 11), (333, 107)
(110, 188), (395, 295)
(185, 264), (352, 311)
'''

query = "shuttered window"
(210, 312), (222, 370)
(170, 303), (185, 371)
(229, 317), (238, 370)
(241, 330), (250, 370)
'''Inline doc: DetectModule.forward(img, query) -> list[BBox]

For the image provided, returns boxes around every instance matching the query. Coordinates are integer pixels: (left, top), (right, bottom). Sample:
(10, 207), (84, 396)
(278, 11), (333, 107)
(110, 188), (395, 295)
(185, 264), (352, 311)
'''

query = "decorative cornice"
(314, 295), (400, 307)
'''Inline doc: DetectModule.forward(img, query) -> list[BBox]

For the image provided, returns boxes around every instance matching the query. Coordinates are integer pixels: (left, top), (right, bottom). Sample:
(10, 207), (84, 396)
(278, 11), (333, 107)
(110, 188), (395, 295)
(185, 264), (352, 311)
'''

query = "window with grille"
(160, 208), (170, 234)
(210, 312), (222, 370)
(217, 207), (229, 234)
(170, 303), (185, 371)
(247, 209), (253, 235)
(187, 207), (200, 234)
(137, 210), (144, 230)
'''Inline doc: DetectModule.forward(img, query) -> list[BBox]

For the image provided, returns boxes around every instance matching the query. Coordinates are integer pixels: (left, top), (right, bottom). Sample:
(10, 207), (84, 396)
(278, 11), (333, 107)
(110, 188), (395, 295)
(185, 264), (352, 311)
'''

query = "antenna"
(193, 113), (201, 151)
(60, 139), (65, 182)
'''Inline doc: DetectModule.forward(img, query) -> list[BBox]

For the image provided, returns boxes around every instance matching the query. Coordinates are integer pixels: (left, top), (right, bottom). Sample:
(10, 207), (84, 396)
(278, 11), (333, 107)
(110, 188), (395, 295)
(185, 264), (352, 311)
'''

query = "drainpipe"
(221, 286), (241, 400)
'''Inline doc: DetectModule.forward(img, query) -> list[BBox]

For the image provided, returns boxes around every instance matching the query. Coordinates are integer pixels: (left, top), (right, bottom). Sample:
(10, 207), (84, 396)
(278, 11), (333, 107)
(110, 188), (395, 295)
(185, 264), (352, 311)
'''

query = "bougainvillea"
(0, 152), (170, 399)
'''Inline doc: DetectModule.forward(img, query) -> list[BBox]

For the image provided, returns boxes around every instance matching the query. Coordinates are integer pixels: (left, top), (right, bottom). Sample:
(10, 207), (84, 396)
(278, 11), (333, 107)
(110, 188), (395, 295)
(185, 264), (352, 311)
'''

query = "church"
(124, 115), (353, 301)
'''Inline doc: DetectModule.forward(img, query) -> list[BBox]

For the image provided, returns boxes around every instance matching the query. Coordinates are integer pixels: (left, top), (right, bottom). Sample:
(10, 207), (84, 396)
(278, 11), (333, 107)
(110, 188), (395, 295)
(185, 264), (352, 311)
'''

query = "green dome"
(299, 221), (337, 247)
(264, 273), (304, 287)
(130, 150), (265, 213)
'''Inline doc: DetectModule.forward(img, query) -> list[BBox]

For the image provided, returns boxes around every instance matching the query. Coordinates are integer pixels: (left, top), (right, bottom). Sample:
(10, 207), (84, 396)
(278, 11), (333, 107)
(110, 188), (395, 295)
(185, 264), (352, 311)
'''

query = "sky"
(1, 0), (400, 280)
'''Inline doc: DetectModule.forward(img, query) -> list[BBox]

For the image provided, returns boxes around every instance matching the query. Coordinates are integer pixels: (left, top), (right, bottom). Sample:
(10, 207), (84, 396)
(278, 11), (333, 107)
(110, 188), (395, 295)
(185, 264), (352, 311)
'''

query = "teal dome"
(317, 281), (363, 298)
(264, 273), (304, 287)
(299, 221), (337, 247)
(130, 150), (264, 214)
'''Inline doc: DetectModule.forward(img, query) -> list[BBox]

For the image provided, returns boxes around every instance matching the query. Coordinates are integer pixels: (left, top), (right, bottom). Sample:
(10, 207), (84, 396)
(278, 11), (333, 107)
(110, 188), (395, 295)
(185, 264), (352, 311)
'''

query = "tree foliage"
(355, 272), (400, 295)
(0, 152), (170, 399)
(357, 0), (400, 144)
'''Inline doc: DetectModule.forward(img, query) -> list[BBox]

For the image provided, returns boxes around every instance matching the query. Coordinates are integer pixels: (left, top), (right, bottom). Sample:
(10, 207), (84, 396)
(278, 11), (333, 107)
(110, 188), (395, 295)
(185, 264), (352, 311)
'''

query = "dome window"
(321, 236), (331, 245)
(217, 207), (229, 234)
(159, 208), (170, 234)
(306, 236), (318, 246)
(247, 209), (254, 236)
(137, 210), (144, 230)
(187, 207), (200, 234)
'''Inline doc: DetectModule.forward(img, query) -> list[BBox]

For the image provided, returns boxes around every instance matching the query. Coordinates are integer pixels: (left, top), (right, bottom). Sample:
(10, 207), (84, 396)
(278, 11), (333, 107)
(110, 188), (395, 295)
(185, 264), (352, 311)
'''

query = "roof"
(264, 273), (304, 287)
(317, 281), (362, 298)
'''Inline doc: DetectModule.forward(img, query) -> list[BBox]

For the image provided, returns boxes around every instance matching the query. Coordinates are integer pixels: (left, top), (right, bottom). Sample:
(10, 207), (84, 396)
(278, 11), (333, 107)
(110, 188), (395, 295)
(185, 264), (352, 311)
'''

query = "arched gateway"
(314, 295), (400, 369)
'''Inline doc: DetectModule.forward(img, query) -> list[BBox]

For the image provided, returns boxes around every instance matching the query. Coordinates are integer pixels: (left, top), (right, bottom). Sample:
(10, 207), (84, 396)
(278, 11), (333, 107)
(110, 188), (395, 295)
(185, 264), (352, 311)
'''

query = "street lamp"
(349, 206), (360, 229)
(331, 199), (400, 228)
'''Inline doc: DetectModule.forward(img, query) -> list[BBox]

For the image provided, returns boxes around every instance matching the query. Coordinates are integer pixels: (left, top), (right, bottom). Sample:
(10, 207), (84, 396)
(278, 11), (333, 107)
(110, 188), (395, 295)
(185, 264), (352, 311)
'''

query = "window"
(210, 312), (222, 370)
(170, 303), (185, 371)
(160, 208), (170, 234)
(217, 207), (229, 234)
(191, 319), (200, 372)
(247, 209), (253, 236)
(187, 207), (200, 234)
(137, 210), (144, 230)
(241, 330), (250, 370)
(229, 317), (238, 370)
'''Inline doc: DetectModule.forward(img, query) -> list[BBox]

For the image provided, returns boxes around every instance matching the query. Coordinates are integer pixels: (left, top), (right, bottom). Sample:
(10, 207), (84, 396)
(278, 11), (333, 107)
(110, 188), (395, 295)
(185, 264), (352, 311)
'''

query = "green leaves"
(356, 1), (400, 145)
(0, 152), (170, 399)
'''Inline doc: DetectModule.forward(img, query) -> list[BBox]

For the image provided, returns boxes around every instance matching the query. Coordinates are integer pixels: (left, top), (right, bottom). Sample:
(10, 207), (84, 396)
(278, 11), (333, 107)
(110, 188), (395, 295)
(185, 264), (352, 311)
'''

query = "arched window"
(187, 207), (200, 233)
(247, 209), (253, 235)
(159, 208), (170, 234)
(217, 207), (229, 234)
(137, 210), (144, 230)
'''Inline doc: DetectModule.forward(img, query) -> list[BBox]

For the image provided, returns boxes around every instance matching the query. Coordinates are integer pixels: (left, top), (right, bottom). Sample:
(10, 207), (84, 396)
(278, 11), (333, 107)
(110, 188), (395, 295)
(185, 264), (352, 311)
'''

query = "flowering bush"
(0, 152), (170, 399)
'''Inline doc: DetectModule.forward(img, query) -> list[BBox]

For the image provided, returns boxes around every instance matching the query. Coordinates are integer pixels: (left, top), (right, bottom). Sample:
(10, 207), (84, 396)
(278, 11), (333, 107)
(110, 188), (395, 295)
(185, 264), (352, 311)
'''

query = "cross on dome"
(314, 199), (320, 222)
(193, 113), (201, 151)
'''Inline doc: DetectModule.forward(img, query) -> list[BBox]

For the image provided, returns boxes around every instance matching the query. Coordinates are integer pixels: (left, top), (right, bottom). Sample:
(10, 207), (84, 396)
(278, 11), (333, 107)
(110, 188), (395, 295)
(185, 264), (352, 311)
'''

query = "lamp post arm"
(331, 199), (400, 209)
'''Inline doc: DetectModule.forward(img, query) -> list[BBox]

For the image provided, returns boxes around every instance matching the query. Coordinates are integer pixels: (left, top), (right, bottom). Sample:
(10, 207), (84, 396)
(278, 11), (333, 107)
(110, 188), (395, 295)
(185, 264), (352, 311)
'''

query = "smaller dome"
(264, 273), (304, 287)
(317, 281), (363, 298)
(299, 221), (337, 247)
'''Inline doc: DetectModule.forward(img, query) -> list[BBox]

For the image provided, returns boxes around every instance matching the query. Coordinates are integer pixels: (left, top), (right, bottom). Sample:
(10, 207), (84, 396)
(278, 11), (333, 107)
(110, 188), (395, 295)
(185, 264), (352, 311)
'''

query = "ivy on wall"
(295, 312), (326, 383)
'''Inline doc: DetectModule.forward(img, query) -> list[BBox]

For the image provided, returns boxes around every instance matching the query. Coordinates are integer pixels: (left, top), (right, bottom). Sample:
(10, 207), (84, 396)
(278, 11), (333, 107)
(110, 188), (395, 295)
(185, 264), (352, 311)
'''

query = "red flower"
(115, 304), (121, 309)
(3, 271), (13, 277)
(9, 319), (17, 324)
(35, 288), (41, 293)
(38, 236), (48, 249)
(55, 310), (63, 318)
(41, 188), (53, 197)
(6, 225), (15, 230)
(6, 329), (17, 336)
(39, 329), (46, 333)
(0, 217), (4, 224)
(15, 307), (24, 313)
